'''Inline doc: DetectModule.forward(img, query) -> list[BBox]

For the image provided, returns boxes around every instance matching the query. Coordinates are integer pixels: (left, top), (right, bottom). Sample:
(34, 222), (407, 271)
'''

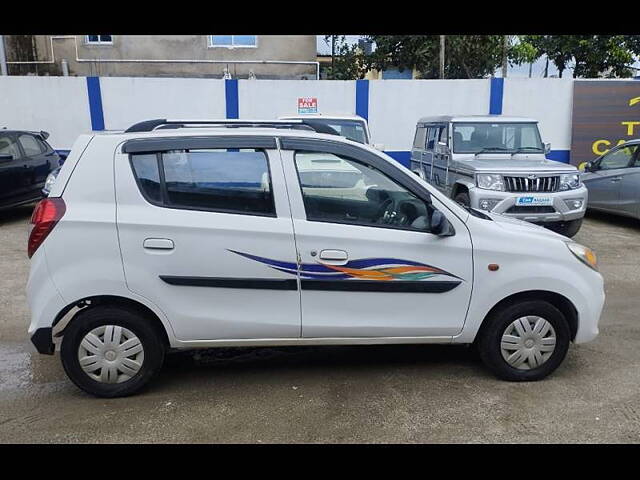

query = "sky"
(316, 35), (639, 79)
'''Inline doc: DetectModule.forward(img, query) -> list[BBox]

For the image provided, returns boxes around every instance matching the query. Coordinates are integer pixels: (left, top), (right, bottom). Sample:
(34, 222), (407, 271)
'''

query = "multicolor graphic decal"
(228, 250), (462, 282)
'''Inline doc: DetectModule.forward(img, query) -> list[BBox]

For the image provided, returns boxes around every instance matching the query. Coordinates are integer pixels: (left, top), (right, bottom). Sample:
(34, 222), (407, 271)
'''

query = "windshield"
(310, 119), (369, 144)
(452, 122), (543, 154)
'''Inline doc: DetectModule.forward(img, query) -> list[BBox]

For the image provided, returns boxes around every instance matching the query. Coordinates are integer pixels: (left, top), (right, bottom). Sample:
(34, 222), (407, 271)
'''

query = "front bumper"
(468, 185), (588, 223)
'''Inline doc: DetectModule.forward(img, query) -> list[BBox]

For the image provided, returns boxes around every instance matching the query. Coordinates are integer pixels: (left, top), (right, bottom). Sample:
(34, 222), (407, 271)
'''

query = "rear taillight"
(28, 198), (66, 258)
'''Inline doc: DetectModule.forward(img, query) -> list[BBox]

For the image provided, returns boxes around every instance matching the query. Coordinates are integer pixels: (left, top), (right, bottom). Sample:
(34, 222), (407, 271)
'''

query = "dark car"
(0, 129), (60, 210)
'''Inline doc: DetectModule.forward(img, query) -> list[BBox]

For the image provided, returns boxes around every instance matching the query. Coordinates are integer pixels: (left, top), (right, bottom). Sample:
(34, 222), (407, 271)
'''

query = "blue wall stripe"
(489, 77), (504, 115)
(355, 79), (369, 120)
(86, 77), (105, 131)
(547, 150), (571, 164)
(225, 79), (239, 119)
(384, 151), (411, 168)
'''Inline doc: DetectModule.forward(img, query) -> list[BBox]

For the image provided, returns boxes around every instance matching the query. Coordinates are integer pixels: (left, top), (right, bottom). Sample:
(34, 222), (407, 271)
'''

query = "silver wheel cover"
(500, 316), (556, 370)
(78, 325), (145, 384)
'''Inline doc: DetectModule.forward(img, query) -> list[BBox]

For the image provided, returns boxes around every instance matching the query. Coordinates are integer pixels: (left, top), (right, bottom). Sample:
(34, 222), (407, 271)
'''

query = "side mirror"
(544, 143), (551, 154)
(430, 210), (455, 237)
(0, 154), (13, 163)
(39, 131), (50, 141)
(373, 143), (385, 151)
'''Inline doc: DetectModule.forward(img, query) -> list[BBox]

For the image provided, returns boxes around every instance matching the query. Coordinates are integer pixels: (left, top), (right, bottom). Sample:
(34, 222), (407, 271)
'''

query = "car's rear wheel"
(546, 218), (583, 238)
(477, 300), (570, 381)
(61, 305), (165, 398)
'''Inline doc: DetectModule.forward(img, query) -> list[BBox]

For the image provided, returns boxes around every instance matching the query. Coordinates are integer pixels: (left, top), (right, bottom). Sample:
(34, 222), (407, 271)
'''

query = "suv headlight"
(566, 241), (598, 271)
(559, 173), (581, 191)
(476, 174), (504, 191)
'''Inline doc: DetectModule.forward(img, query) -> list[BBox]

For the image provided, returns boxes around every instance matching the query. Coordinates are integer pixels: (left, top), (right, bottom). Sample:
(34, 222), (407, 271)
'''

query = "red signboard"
(297, 97), (318, 114)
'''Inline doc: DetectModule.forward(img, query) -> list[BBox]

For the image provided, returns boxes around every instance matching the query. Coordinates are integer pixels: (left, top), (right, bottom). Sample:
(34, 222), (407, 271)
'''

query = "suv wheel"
(477, 300), (570, 381)
(454, 192), (471, 207)
(546, 218), (582, 238)
(61, 305), (165, 398)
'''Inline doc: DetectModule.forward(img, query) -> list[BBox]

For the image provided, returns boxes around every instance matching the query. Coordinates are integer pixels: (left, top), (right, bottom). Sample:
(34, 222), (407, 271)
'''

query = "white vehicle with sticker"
(27, 118), (604, 397)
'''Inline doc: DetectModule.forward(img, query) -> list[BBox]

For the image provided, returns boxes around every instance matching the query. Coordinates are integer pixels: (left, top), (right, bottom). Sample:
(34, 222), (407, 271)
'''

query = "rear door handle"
(143, 238), (174, 250)
(319, 249), (348, 262)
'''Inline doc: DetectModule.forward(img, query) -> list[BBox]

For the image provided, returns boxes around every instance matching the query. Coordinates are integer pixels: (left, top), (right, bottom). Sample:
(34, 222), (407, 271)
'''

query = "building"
(2, 35), (319, 79)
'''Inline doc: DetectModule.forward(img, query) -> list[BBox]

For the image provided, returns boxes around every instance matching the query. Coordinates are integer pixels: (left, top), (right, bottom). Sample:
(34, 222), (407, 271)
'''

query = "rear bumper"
(31, 327), (55, 355)
(468, 185), (588, 223)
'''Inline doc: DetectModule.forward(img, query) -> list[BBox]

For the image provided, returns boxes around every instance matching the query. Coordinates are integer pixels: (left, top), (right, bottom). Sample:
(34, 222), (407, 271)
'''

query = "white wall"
(100, 77), (226, 131)
(0, 76), (91, 150)
(502, 78), (574, 150)
(238, 80), (356, 118)
(368, 79), (491, 151)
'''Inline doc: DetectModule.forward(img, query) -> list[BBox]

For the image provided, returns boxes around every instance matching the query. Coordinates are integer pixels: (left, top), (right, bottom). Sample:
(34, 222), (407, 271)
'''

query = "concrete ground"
(1, 204), (639, 444)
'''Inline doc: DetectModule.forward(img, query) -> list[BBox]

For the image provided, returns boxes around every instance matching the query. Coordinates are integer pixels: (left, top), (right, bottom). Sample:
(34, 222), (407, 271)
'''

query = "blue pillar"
(86, 77), (105, 131)
(489, 77), (504, 115)
(225, 79), (239, 119)
(355, 79), (369, 120)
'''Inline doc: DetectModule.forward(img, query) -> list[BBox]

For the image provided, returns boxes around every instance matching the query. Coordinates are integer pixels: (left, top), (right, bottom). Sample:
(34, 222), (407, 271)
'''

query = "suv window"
(0, 134), (21, 159)
(295, 151), (433, 232)
(130, 149), (275, 216)
(413, 126), (427, 149)
(600, 145), (638, 170)
(18, 134), (45, 156)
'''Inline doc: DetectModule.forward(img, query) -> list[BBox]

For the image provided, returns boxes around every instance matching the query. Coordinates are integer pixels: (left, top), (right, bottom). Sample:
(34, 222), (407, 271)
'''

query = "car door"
(584, 144), (637, 212)
(432, 124), (451, 195)
(619, 148), (640, 218)
(0, 133), (27, 206)
(115, 136), (301, 341)
(279, 137), (473, 338)
(17, 133), (53, 198)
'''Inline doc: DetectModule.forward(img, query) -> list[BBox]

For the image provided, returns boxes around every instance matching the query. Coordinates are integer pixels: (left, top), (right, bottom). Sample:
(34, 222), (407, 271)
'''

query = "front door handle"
(611, 177), (622, 182)
(143, 238), (174, 250)
(319, 249), (348, 262)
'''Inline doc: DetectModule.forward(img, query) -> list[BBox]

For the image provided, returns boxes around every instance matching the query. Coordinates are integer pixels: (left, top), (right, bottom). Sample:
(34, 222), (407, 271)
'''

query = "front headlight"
(476, 174), (504, 191)
(566, 241), (598, 271)
(559, 173), (581, 191)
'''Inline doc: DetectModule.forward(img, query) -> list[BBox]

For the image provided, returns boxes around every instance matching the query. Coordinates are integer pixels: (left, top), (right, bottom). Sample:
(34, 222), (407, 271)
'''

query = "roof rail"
(124, 118), (340, 137)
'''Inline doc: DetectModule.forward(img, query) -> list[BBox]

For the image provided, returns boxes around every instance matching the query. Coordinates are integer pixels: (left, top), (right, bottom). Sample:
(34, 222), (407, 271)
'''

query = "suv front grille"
(504, 175), (559, 193)
(505, 206), (556, 214)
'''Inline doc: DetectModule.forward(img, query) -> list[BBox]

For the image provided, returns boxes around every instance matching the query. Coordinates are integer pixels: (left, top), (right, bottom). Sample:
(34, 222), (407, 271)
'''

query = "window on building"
(208, 35), (257, 48)
(86, 35), (113, 45)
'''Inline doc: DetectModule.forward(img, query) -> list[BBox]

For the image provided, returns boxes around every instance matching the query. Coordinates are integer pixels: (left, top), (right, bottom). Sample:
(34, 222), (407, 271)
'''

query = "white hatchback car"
(27, 119), (605, 397)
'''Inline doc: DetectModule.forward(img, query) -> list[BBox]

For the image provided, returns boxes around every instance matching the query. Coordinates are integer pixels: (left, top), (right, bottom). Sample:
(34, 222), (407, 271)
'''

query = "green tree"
(322, 35), (368, 80)
(363, 35), (508, 79)
(517, 35), (640, 78)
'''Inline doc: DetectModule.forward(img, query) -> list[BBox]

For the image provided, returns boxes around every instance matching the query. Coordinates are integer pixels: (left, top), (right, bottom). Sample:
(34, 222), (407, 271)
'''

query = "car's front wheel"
(61, 305), (165, 398)
(477, 300), (570, 381)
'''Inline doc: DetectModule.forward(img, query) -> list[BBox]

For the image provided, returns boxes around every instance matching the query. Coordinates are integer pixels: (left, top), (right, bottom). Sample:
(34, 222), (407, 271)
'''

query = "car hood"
(483, 211), (568, 240)
(458, 156), (578, 174)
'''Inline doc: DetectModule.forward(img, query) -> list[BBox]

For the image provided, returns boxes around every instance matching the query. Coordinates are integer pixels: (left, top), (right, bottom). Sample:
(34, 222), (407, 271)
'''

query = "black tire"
(454, 192), (471, 207)
(477, 300), (570, 382)
(546, 218), (583, 238)
(61, 305), (165, 398)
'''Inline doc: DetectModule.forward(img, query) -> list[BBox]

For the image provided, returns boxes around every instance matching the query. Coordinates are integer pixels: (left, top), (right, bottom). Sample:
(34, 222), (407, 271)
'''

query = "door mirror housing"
(544, 143), (551, 154)
(430, 210), (455, 237)
(436, 142), (450, 155)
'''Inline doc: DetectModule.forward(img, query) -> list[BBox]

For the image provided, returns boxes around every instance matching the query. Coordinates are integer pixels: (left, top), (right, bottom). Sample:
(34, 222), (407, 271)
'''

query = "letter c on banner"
(592, 139), (611, 156)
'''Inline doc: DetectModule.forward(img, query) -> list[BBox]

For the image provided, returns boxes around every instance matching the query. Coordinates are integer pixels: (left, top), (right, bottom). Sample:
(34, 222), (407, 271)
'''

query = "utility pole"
(501, 35), (509, 78)
(0, 35), (8, 76)
(439, 35), (445, 79)
(331, 35), (335, 79)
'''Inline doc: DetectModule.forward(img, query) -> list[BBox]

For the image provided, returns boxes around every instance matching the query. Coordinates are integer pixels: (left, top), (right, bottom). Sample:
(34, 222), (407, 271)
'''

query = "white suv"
(27, 118), (605, 397)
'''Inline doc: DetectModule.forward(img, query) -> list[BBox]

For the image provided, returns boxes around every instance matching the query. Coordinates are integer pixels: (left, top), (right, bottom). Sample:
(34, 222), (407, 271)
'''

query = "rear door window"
(18, 134), (46, 156)
(130, 149), (275, 216)
(0, 134), (21, 159)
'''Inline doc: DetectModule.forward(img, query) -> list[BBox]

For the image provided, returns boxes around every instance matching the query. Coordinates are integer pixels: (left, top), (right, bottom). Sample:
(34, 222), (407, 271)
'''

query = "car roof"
(0, 129), (47, 137)
(417, 115), (538, 124)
